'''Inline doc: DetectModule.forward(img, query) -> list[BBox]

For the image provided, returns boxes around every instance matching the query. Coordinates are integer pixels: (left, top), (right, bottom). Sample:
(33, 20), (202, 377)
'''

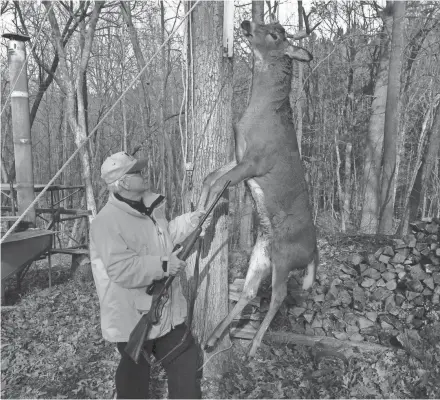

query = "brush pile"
(230, 219), (440, 347)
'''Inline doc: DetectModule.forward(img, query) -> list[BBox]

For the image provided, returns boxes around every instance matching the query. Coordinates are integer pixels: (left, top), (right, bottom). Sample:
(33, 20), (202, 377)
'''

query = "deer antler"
(286, 7), (321, 40)
(266, 1), (279, 24)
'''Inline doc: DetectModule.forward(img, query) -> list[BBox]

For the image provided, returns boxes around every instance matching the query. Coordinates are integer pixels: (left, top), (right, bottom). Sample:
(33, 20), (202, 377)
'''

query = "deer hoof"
(248, 340), (261, 358)
(204, 343), (214, 352)
(204, 335), (218, 352)
(248, 347), (257, 358)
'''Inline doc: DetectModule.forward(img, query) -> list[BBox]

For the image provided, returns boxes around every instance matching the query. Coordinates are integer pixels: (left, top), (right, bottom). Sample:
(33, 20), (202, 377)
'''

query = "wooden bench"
(49, 247), (90, 281)
(49, 248), (89, 256)
(1, 216), (20, 222)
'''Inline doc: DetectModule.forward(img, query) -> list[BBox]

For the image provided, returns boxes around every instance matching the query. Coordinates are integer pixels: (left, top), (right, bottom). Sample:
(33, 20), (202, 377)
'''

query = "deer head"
(241, 4), (319, 62)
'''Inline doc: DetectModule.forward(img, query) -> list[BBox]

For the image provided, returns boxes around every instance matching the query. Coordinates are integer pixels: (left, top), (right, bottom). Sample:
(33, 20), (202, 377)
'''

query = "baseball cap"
(101, 152), (148, 184)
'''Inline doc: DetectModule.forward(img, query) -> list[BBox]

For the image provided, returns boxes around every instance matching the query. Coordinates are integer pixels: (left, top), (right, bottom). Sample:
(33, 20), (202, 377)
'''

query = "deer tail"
(302, 248), (319, 291)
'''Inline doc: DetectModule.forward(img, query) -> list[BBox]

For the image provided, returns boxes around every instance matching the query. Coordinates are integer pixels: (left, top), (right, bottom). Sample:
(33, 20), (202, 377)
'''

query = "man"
(90, 151), (203, 399)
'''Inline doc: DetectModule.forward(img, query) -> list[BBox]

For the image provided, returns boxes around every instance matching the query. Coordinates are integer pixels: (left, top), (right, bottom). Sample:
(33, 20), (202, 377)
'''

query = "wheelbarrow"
(1, 229), (54, 303)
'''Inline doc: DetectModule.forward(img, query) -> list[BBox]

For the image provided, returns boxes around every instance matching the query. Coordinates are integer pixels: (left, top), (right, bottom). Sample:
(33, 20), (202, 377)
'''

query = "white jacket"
(90, 192), (196, 342)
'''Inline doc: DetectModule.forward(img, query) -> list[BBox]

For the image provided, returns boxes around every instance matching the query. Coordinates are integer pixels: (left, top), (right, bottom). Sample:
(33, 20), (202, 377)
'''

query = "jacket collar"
(108, 192), (165, 217)
(114, 193), (149, 215)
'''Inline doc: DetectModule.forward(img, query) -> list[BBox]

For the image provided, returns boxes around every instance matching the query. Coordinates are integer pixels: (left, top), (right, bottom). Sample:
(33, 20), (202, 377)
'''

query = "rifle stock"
(124, 313), (150, 363)
(124, 181), (230, 363)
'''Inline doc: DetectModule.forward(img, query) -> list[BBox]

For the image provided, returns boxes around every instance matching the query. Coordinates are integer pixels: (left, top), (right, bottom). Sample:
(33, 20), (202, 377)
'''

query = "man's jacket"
(90, 192), (196, 342)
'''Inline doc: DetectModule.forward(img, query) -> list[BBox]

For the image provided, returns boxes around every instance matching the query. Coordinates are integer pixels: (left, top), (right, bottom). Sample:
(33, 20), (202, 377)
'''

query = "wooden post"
(223, 0), (234, 58)
(3, 33), (36, 225)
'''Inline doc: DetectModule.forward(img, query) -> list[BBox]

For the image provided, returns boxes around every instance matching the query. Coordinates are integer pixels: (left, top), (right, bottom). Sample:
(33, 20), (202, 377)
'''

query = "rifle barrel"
(198, 181), (230, 226)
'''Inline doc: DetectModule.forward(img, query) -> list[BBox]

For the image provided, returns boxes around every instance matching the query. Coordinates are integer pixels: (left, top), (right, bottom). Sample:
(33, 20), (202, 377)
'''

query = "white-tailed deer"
(199, 12), (319, 357)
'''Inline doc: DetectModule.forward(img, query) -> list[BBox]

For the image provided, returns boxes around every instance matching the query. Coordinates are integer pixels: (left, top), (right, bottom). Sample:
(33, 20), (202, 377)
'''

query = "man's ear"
(118, 176), (130, 190)
(284, 44), (313, 62)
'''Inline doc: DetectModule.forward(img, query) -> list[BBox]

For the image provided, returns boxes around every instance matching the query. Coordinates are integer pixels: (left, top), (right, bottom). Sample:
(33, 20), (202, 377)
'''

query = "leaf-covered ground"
(2, 240), (440, 399)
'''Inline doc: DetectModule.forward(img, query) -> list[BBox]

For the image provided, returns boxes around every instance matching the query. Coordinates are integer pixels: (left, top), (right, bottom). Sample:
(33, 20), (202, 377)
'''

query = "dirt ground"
(1, 237), (440, 399)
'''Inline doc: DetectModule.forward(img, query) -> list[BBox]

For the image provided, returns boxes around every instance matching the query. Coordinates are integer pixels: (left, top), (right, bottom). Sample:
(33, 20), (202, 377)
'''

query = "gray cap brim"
(127, 158), (148, 173)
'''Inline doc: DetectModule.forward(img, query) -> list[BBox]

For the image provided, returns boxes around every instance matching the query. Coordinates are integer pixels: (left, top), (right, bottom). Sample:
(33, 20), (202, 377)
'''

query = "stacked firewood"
(230, 219), (440, 345)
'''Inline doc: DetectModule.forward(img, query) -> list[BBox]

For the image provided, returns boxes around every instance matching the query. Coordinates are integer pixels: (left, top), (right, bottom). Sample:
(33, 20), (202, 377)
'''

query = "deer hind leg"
(248, 261), (290, 357)
(205, 229), (271, 350)
(205, 178), (273, 350)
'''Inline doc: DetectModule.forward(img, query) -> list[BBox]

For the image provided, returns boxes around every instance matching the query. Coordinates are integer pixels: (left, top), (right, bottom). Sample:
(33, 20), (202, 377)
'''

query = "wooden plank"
(35, 208), (91, 216)
(230, 320), (261, 339)
(58, 215), (89, 222)
(229, 291), (260, 307)
(50, 248), (89, 255)
(232, 310), (264, 321)
(265, 331), (398, 353)
(1, 216), (20, 222)
(1, 206), (90, 215)
(0, 183), (85, 192)
(230, 324), (400, 353)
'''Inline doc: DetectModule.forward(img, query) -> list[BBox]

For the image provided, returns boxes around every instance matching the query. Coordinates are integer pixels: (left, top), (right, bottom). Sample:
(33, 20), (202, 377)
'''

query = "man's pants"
(116, 323), (201, 399)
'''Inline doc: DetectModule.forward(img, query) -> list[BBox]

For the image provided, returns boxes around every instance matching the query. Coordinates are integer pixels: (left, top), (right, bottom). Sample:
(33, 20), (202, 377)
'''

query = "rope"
(197, 342), (233, 372)
(0, 2), (55, 117)
(1, 0), (202, 243)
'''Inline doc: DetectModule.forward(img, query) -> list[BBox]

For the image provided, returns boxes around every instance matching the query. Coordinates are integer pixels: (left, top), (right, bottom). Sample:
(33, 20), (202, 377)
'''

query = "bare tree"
(14, 1), (90, 128)
(360, 2), (394, 234)
(185, 1), (233, 377)
(43, 1), (104, 222)
(378, 0), (406, 234)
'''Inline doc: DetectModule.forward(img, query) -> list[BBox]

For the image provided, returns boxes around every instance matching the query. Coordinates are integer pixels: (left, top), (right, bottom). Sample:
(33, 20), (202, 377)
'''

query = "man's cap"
(101, 151), (147, 184)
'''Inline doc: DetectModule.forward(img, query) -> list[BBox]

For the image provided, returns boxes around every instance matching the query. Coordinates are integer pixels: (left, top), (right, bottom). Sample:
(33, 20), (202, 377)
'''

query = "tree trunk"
(1, 156), (8, 184)
(398, 103), (434, 234)
(295, 0), (305, 157)
(252, 1), (264, 23)
(119, 1), (151, 125)
(335, 132), (344, 231)
(360, 4), (393, 233)
(343, 142), (352, 230)
(418, 102), (440, 216)
(44, 1), (102, 224)
(56, 97), (65, 184)
(122, 98), (127, 152)
(186, 1), (233, 377)
(159, 0), (177, 216)
(396, 5), (439, 174)
(378, 1), (406, 234)
(404, 101), (440, 226)
(15, 1), (89, 128)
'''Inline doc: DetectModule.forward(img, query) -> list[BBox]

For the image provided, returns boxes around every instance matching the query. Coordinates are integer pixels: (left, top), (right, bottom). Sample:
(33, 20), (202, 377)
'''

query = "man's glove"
(167, 246), (186, 275)
(189, 209), (206, 227)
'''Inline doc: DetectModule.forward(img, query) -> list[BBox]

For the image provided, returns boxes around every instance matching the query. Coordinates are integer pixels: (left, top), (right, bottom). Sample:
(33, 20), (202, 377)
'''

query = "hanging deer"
(198, 9), (320, 357)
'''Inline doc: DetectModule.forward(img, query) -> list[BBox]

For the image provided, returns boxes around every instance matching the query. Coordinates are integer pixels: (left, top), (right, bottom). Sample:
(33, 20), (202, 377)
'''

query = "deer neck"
(250, 54), (292, 107)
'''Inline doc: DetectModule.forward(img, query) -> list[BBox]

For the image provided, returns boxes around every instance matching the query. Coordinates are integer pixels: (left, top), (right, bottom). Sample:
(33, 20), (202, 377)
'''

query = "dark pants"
(116, 323), (201, 399)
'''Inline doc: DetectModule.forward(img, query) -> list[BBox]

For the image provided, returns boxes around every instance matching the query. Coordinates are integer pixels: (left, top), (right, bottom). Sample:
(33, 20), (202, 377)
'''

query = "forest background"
(1, 0), (439, 244)
(1, 1), (440, 398)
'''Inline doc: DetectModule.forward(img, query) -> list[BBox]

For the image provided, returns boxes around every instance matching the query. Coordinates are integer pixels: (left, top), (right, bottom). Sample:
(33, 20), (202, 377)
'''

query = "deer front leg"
(205, 231), (271, 350)
(205, 159), (259, 207)
(197, 161), (236, 210)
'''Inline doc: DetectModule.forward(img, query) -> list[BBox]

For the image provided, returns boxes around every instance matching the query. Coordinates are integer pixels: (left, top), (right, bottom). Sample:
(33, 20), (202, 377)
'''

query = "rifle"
(124, 180), (231, 364)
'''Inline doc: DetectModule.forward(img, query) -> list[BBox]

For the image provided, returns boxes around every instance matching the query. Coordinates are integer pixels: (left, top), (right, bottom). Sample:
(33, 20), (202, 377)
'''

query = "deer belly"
(246, 179), (272, 235)
(235, 133), (246, 162)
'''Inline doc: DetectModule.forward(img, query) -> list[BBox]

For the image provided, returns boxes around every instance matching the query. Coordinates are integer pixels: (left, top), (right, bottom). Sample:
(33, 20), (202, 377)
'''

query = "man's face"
(121, 171), (148, 193)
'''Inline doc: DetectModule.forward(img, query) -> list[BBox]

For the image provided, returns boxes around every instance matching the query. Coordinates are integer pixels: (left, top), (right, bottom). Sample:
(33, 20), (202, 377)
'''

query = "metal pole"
(3, 33), (36, 226)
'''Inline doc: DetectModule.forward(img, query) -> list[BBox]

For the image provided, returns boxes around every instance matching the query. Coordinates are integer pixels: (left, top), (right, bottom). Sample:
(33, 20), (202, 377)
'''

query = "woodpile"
(229, 219), (440, 348)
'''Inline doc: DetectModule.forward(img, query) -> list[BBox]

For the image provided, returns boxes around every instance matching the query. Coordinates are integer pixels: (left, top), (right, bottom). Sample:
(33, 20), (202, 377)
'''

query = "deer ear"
(284, 45), (313, 62)
(269, 13), (278, 24)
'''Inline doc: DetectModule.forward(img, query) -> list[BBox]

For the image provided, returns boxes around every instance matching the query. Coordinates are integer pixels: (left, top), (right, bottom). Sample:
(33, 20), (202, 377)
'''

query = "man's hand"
(190, 209), (206, 226)
(168, 246), (186, 275)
